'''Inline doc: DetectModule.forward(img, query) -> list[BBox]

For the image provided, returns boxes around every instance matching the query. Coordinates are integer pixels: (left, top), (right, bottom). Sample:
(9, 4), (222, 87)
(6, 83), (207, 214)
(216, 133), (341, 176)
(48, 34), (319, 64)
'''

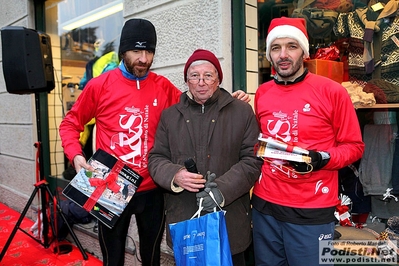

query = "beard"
(123, 56), (152, 77)
(273, 56), (304, 79)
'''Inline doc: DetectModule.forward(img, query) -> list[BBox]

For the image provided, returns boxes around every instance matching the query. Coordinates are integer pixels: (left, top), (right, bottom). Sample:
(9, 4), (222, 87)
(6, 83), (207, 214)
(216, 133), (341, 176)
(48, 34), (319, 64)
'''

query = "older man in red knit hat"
(252, 17), (365, 266)
(149, 49), (263, 265)
(60, 18), (249, 265)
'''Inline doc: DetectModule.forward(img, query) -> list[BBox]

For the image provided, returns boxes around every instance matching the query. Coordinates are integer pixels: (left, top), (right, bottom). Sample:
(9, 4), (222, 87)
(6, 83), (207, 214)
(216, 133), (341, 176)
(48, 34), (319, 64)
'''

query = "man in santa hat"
(252, 17), (365, 265)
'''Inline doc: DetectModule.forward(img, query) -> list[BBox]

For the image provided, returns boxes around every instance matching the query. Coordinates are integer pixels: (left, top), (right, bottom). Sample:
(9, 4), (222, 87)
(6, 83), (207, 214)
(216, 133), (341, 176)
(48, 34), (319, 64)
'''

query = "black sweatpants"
(99, 188), (165, 266)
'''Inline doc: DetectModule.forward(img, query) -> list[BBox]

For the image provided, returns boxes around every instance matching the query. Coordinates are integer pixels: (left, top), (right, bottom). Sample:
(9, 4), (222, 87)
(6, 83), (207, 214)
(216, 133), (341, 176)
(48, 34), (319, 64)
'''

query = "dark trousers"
(232, 251), (246, 266)
(99, 188), (165, 266)
(252, 208), (334, 266)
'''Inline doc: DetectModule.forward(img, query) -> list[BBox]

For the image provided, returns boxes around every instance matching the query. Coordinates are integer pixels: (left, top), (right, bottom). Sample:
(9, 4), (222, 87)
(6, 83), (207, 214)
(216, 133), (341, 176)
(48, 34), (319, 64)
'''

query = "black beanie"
(118, 18), (157, 55)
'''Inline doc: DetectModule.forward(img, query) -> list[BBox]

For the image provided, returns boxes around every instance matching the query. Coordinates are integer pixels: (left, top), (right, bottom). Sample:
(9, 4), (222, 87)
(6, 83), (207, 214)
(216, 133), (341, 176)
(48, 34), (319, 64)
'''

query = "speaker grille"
(1, 26), (55, 94)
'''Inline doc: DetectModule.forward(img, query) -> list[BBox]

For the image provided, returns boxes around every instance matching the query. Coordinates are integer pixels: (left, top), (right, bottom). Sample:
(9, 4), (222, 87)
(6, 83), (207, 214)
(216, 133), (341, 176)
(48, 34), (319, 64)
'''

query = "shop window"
(257, 0), (341, 85)
(45, 0), (123, 178)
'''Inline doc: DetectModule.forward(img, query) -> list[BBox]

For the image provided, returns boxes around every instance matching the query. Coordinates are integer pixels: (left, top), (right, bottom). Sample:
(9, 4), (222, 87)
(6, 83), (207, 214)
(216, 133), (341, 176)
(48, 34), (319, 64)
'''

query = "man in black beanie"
(60, 18), (249, 266)
(60, 18), (180, 266)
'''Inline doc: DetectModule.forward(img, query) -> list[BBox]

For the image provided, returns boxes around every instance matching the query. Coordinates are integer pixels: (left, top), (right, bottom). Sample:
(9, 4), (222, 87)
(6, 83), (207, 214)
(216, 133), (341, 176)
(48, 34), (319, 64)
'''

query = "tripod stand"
(0, 142), (88, 261)
(0, 25), (88, 262)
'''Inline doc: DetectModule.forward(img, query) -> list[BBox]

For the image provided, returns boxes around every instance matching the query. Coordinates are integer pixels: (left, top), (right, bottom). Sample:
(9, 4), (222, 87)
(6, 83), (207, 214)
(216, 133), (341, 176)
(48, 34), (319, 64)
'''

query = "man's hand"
(290, 150), (330, 173)
(203, 171), (217, 189)
(232, 90), (250, 103)
(73, 154), (94, 173)
(173, 168), (206, 192)
(196, 172), (224, 212)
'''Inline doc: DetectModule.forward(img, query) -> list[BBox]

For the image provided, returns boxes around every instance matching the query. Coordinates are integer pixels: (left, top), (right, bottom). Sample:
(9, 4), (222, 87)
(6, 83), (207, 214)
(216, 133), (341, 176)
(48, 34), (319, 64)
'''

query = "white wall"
(124, 0), (233, 93)
(0, 0), (39, 212)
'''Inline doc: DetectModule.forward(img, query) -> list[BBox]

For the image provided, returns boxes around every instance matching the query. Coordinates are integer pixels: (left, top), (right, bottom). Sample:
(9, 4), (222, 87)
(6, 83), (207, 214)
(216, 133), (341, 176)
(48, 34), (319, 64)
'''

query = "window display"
(45, 1), (123, 177)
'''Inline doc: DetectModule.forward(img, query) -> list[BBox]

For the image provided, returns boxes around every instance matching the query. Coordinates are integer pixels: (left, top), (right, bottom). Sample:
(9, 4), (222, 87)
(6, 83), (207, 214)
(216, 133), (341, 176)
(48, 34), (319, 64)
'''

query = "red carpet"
(0, 202), (102, 265)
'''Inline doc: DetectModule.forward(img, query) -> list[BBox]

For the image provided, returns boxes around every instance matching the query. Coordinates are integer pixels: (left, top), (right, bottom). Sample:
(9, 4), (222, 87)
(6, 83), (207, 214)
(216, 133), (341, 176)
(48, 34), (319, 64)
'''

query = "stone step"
(69, 221), (176, 265)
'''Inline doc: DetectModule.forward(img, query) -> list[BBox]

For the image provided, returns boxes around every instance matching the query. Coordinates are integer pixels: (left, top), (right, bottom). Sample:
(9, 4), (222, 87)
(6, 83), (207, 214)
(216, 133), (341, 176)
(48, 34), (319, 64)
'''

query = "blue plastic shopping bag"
(169, 211), (233, 266)
(169, 199), (233, 266)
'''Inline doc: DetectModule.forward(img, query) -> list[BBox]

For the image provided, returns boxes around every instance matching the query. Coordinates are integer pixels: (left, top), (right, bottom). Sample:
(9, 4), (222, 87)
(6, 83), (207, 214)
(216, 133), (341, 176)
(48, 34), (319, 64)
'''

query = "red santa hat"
(265, 17), (309, 61)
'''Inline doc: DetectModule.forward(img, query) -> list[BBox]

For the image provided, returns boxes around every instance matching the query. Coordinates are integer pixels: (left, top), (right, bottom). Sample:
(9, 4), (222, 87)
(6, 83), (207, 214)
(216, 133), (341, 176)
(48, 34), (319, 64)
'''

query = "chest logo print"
(303, 103), (311, 112)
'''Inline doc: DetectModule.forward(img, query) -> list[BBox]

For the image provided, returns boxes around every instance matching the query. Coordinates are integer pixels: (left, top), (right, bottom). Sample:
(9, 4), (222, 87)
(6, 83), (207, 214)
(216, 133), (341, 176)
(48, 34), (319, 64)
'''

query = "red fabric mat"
(0, 202), (102, 265)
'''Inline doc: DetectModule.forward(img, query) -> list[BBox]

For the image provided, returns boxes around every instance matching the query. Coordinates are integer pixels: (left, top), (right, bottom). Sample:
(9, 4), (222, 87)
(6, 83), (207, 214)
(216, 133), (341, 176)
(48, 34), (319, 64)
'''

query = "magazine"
(62, 149), (143, 229)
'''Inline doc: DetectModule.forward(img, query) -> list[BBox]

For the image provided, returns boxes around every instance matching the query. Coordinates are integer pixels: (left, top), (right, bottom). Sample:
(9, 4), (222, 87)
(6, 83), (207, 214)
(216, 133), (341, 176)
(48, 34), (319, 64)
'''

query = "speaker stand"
(0, 93), (88, 260)
(0, 178), (88, 261)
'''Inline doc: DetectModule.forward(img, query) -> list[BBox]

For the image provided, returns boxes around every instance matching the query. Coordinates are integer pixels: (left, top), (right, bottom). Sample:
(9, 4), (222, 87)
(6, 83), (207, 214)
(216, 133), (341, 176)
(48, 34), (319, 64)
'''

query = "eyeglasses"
(187, 74), (217, 85)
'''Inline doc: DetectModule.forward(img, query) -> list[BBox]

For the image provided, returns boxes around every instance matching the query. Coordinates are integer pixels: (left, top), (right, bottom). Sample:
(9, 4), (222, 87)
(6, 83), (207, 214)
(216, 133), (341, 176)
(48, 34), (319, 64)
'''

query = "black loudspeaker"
(1, 26), (55, 94)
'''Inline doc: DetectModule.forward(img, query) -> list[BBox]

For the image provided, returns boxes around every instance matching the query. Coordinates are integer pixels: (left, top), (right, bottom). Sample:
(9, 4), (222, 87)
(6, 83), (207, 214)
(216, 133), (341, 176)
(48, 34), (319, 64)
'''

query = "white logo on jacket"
(110, 105), (148, 167)
(265, 110), (301, 178)
(315, 180), (329, 194)
(303, 103), (311, 112)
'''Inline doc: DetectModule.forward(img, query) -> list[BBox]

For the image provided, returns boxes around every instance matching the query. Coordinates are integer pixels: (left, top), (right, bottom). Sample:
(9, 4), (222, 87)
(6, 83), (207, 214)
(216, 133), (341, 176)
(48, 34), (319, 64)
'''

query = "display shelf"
(355, 104), (399, 109)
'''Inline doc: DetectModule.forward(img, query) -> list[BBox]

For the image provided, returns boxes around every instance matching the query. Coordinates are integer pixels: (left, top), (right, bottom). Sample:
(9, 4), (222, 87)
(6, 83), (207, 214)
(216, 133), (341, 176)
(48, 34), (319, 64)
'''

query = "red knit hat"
(266, 17), (309, 61)
(184, 49), (223, 83)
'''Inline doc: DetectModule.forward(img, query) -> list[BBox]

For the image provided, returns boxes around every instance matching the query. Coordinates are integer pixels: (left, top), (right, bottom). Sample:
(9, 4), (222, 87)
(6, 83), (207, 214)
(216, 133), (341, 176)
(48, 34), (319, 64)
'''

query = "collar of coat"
(180, 88), (235, 111)
(185, 87), (222, 106)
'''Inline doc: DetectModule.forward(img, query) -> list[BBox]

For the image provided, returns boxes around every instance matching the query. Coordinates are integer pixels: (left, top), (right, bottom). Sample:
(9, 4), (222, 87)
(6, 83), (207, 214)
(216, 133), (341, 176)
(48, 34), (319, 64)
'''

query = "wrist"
(319, 151), (330, 161)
